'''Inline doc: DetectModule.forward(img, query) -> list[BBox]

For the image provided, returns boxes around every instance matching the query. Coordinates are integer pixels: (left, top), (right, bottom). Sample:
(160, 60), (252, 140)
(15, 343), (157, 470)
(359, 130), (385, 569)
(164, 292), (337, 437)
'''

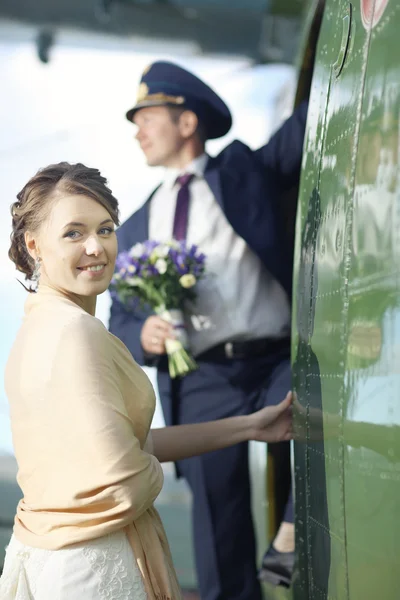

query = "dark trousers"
(161, 347), (292, 600)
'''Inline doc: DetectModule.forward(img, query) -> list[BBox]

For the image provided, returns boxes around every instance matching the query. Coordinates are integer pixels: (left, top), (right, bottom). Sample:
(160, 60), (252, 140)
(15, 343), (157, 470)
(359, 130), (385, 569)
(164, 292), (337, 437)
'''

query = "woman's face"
(27, 193), (117, 309)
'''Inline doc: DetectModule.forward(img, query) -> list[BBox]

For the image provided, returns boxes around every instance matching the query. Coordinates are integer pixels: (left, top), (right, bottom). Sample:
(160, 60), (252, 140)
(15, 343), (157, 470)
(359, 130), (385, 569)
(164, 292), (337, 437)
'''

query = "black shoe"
(258, 545), (294, 588)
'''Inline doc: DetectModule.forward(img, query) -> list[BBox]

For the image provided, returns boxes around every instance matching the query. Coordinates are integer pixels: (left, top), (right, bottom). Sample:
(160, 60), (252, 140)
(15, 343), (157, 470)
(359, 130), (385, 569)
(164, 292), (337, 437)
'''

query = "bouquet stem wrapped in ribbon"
(158, 309), (198, 378)
(110, 240), (206, 378)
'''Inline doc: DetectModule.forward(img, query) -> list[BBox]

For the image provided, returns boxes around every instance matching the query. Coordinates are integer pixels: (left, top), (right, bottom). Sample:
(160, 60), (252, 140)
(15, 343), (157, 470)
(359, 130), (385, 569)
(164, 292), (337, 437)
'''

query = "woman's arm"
(151, 393), (292, 463)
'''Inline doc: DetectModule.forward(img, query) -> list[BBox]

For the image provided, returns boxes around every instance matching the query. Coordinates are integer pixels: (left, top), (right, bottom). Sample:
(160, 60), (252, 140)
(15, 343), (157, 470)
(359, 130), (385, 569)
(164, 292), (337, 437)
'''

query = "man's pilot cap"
(126, 61), (232, 140)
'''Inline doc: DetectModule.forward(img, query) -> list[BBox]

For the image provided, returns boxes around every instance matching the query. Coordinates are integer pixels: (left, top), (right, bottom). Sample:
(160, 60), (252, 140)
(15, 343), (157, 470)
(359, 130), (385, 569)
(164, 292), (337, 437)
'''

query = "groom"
(109, 61), (307, 600)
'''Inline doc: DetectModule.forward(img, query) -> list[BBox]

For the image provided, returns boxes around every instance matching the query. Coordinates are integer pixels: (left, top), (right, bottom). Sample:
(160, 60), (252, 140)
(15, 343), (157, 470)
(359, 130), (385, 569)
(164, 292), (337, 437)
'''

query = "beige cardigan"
(5, 286), (181, 600)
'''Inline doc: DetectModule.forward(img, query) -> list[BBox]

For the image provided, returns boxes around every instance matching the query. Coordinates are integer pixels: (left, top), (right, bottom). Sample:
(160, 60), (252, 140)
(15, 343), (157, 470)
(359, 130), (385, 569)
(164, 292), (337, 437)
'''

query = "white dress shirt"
(149, 153), (290, 357)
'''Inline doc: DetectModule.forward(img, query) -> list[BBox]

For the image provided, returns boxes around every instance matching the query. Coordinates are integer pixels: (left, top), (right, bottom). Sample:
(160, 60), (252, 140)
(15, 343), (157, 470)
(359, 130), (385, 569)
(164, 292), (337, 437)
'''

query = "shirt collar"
(164, 153), (209, 189)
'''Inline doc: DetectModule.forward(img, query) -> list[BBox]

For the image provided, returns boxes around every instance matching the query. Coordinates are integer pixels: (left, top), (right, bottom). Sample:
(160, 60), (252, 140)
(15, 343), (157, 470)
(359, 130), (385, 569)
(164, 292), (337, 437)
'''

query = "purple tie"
(172, 173), (194, 241)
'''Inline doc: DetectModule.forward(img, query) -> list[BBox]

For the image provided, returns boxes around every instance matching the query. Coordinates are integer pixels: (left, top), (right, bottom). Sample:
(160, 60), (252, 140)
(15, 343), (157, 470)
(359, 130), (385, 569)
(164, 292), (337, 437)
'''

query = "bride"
(0, 162), (292, 600)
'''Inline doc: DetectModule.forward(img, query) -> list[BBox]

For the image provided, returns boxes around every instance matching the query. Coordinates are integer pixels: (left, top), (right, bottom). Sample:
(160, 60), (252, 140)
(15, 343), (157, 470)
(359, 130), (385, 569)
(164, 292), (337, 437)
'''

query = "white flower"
(125, 276), (141, 286)
(127, 264), (137, 274)
(129, 243), (144, 258)
(154, 244), (170, 258)
(155, 258), (167, 274)
(180, 274), (196, 288)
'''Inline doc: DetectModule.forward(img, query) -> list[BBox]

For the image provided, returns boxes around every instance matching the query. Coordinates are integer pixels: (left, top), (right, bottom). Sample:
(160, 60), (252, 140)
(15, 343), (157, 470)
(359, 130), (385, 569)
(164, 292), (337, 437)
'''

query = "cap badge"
(137, 82), (149, 103)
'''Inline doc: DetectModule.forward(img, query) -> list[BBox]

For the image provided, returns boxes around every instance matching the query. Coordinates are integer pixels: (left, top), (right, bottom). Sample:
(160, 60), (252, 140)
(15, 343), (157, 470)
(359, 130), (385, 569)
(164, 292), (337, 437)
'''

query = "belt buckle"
(224, 342), (234, 359)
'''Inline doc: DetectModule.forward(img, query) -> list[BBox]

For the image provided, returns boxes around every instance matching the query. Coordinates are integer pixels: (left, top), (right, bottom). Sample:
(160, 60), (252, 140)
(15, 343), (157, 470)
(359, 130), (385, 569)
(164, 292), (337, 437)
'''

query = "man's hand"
(141, 315), (175, 355)
(248, 392), (293, 443)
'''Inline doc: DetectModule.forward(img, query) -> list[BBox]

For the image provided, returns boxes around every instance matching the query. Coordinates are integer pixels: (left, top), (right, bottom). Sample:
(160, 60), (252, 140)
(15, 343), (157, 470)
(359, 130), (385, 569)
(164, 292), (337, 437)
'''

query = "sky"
(0, 20), (295, 454)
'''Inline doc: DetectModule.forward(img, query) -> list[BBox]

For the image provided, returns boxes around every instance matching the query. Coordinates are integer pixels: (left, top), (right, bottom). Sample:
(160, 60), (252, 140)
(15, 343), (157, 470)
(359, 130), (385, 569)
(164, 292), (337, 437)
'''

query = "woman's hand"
(292, 391), (340, 442)
(248, 392), (293, 443)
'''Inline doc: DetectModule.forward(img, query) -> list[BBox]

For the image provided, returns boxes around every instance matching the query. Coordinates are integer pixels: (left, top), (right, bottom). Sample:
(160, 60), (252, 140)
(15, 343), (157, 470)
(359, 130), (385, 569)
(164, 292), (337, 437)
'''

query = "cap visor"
(126, 100), (174, 122)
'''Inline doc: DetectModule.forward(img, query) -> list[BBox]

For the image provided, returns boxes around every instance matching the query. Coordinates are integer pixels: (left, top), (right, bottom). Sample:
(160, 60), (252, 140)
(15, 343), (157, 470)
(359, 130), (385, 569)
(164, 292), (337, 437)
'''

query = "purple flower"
(115, 251), (132, 271)
(143, 240), (159, 252)
(169, 251), (188, 275)
(193, 265), (203, 277)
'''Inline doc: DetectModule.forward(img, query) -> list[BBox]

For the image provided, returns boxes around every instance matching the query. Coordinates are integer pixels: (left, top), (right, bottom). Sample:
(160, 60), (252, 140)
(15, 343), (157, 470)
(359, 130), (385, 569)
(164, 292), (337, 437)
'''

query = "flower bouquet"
(110, 240), (206, 378)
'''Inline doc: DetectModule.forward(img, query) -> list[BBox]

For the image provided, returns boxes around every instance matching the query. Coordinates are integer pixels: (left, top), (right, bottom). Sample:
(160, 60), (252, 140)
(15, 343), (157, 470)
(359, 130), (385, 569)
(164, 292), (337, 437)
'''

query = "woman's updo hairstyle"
(9, 162), (120, 284)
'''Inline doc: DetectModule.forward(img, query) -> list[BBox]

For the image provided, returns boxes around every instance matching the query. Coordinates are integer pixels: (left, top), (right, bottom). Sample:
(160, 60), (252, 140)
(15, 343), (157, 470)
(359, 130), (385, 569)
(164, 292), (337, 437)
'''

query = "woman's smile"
(77, 263), (107, 277)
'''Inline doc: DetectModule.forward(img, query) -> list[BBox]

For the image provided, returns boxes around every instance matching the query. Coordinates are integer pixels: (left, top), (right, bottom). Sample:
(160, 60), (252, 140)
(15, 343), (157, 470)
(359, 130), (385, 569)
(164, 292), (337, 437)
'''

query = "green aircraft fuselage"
(292, 0), (400, 598)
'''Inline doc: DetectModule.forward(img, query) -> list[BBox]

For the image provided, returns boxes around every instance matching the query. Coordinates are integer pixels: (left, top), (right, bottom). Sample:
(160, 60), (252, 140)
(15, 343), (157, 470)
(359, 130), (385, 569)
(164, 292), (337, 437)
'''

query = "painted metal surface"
(292, 0), (400, 598)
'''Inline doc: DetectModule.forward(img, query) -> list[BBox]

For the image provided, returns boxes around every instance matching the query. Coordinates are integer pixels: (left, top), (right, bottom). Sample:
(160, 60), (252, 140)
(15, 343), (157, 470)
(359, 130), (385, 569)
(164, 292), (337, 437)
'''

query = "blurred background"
(0, 0), (307, 593)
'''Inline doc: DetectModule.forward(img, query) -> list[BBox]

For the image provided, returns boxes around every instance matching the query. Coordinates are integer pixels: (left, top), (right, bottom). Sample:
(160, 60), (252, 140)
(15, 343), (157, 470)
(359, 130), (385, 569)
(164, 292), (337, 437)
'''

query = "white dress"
(0, 530), (147, 600)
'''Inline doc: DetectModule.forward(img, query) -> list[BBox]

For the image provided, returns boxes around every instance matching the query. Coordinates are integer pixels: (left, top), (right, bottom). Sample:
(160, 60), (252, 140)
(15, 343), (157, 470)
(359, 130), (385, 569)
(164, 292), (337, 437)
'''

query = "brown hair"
(9, 162), (120, 285)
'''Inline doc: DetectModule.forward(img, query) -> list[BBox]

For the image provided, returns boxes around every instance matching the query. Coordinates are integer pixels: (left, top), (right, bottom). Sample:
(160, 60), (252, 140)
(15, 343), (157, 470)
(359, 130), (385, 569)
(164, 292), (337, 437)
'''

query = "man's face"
(133, 106), (186, 167)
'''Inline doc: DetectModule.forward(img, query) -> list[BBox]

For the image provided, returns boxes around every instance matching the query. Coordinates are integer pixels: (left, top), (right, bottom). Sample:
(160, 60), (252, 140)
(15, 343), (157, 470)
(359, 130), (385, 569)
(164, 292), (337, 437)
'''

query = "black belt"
(200, 336), (290, 361)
